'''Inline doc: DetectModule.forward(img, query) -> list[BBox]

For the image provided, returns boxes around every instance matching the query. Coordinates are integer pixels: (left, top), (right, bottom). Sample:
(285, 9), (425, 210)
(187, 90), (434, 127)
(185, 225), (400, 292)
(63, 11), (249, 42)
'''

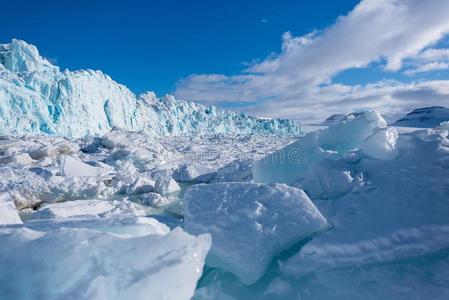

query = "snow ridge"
(0, 39), (302, 137)
(393, 106), (449, 127)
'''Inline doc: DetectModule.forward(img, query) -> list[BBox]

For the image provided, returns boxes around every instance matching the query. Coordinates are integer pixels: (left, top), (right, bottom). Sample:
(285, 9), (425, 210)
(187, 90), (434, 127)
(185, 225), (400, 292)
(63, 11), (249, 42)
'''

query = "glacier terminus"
(0, 38), (448, 300)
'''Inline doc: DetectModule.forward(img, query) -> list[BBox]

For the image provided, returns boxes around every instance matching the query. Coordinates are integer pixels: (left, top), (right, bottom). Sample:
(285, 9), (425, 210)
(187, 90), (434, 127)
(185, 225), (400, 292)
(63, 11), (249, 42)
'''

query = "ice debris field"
(1, 40), (449, 300)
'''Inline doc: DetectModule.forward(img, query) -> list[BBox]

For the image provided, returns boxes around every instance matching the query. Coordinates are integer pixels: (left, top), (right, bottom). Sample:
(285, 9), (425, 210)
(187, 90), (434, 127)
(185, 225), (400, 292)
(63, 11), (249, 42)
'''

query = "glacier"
(0, 38), (448, 300)
(0, 39), (301, 137)
(0, 112), (447, 299)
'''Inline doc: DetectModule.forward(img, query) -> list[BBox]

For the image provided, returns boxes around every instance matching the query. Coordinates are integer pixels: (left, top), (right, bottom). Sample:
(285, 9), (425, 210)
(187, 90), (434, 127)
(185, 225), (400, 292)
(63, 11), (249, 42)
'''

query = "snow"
(190, 117), (449, 299)
(252, 111), (387, 184)
(438, 120), (449, 130)
(153, 171), (181, 195)
(138, 192), (172, 208)
(23, 216), (171, 238)
(393, 106), (449, 128)
(267, 125), (449, 299)
(29, 199), (147, 220)
(300, 160), (356, 199)
(0, 39), (55, 73)
(0, 40), (302, 138)
(0, 193), (22, 225)
(60, 155), (107, 177)
(173, 163), (216, 182)
(0, 225), (211, 300)
(0, 112), (447, 298)
(320, 112), (368, 126)
(320, 113), (347, 126)
(0, 37), (448, 299)
(183, 182), (327, 284)
(125, 176), (156, 194)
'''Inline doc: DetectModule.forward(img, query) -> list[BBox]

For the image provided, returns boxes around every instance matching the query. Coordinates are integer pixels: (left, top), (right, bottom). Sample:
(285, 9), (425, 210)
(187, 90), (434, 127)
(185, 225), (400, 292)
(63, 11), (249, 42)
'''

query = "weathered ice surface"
(184, 182), (327, 284)
(0, 40), (302, 137)
(0, 224), (211, 300)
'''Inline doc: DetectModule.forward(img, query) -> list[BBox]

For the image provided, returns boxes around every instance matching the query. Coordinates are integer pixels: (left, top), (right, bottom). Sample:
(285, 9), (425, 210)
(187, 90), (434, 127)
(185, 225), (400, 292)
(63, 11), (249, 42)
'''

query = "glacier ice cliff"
(0, 39), (302, 137)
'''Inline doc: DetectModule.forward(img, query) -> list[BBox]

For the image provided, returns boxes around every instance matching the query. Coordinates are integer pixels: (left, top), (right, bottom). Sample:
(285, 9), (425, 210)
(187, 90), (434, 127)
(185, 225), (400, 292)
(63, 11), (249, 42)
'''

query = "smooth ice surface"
(0, 225), (211, 300)
(0, 39), (301, 137)
(183, 182), (327, 284)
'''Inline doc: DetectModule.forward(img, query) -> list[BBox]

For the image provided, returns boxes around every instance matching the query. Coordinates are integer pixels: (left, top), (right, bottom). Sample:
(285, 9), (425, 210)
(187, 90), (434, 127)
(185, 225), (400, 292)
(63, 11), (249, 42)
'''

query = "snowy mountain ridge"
(0, 39), (302, 137)
(393, 106), (449, 128)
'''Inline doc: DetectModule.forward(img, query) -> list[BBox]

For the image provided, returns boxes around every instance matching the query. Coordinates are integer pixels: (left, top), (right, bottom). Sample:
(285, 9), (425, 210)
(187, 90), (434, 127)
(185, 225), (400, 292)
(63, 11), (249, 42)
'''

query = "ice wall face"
(0, 39), (302, 137)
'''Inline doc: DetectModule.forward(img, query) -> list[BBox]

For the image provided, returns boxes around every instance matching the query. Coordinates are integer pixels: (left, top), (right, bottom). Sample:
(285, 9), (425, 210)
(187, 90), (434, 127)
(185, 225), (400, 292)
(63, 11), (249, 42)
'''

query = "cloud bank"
(175, 0), (449, 123)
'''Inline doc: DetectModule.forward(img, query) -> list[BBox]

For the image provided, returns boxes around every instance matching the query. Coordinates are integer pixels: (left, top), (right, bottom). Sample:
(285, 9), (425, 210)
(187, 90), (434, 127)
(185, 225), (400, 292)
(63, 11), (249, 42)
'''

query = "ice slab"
(184, 182), (327, 284)
(361, 127), (398, 160)
(0, 225), (211, 300)
(60, 155), (107, 177)
(21, 216), (170, 238)
(138, 192), (173, 208)
(173, 163), (215, 182)
(126, 176), (156, 194)
(0, 194), (22, 225)
(29, 199), (146, 220)
(300, 160), (356, 199)
(438, 120), (449, 130)
(153, 172), (181, 195)
(29, 141), (78, 160)
(253, 111), (387, 184)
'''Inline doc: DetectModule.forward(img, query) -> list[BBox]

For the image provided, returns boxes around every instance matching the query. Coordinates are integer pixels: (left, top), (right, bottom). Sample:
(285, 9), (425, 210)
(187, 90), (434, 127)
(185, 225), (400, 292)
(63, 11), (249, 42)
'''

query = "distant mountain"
(0, 39), (302, 137)
(320, 112), (366, 126)
(320, 114), (346, 126)
(393, 106), (449, 128)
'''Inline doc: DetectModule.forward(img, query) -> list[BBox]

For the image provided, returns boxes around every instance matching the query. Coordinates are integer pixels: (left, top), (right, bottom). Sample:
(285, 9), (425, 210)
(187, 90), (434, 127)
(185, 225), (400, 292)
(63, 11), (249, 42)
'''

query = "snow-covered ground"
(1, 39), (449, 300)
(0, 130), (295, 299)
(393, 106), (449, 128)
(0, 113), (447, 299)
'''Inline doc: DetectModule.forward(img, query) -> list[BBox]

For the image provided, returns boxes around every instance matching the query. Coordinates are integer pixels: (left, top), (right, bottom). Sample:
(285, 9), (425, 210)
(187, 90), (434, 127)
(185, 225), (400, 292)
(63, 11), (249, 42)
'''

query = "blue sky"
(2, 0), (449, 122)
(0, 0), (358, 94)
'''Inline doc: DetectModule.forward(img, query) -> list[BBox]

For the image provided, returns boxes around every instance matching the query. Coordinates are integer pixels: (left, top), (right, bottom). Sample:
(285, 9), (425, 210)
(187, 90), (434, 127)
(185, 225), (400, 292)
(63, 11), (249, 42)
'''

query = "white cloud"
(416, 48), (449, 61)
(243, 80), (449, 122)
(405, 62), (449, 75)
(175, 0), (449, 122)
(404, 48), (449, 75)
